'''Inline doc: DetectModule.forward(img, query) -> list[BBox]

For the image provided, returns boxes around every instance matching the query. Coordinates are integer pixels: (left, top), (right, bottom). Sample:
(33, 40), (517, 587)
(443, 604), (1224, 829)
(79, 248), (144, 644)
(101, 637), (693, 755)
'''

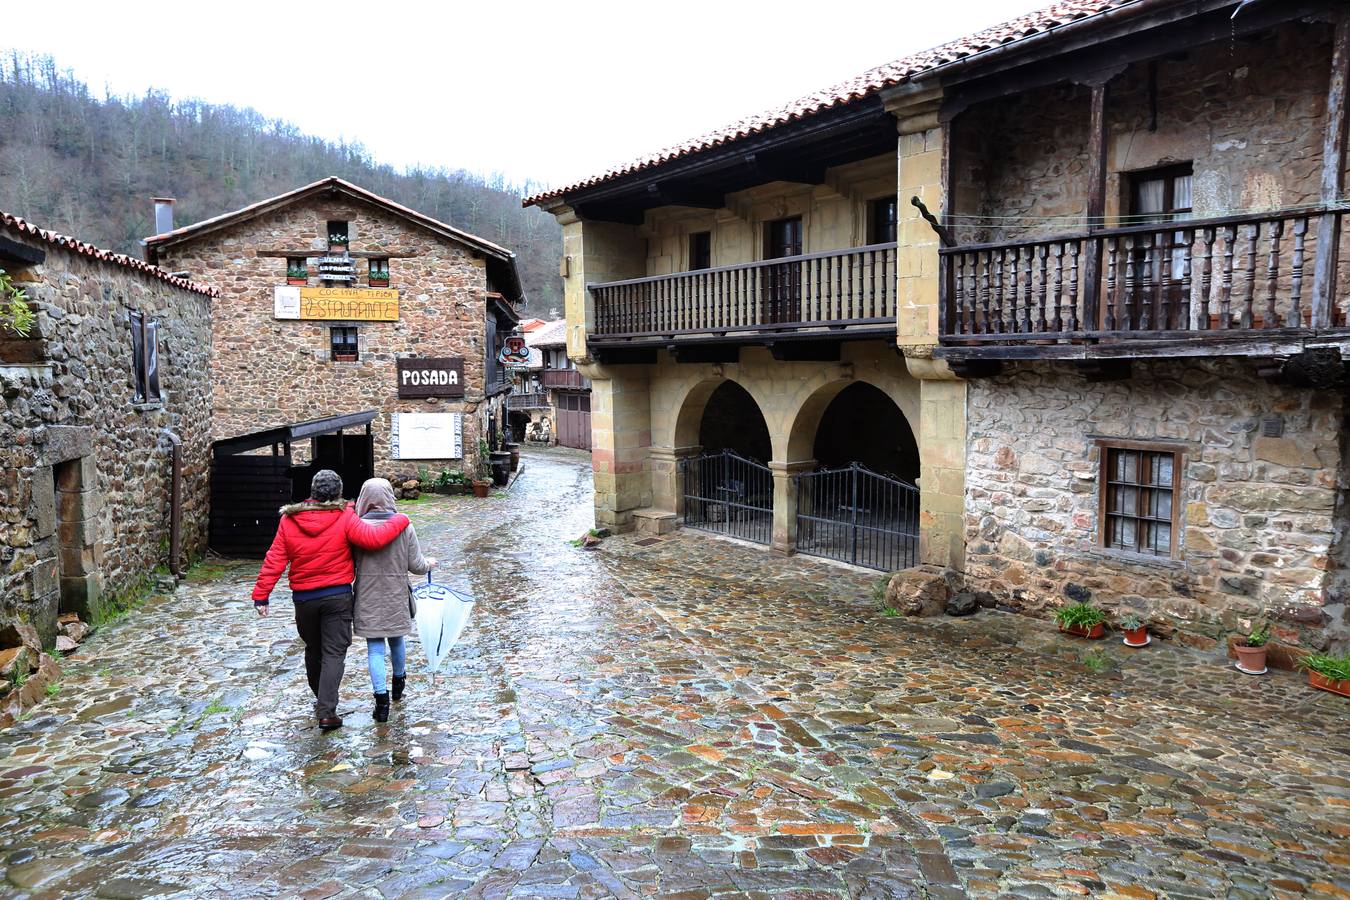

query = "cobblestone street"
(2, 449), (1348, 899)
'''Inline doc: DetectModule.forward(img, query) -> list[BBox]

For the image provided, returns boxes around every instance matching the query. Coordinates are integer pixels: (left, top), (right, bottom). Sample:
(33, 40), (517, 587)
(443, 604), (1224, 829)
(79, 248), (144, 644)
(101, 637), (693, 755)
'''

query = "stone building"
(144, 177), (523, 482)
(0, 212), (214, 647)
(529, 0), (1350, 651)
(506, 319), (593, 450)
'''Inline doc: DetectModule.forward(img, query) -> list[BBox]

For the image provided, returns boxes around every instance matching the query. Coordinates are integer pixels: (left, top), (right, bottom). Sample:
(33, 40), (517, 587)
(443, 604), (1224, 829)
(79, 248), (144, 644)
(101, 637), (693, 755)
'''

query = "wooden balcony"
(542, 368), (589, 390)
(938, 208), (1350, 362)
(506, 392), (550, 410)
(588, 243), (897, 351)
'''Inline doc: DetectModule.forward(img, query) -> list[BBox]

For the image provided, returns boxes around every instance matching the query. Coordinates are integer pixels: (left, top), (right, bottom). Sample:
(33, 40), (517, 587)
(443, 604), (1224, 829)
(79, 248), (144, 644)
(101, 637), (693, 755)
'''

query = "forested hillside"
(0, 53), (562, 311)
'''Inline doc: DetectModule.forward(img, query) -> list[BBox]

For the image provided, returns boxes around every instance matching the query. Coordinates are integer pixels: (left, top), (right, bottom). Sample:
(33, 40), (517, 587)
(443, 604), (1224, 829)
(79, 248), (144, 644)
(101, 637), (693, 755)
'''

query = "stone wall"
(152, 195), (497, 478)
(963, 359), (1348, 651)
(950, 21), (1335, 244)
(1, 237), (212, 645)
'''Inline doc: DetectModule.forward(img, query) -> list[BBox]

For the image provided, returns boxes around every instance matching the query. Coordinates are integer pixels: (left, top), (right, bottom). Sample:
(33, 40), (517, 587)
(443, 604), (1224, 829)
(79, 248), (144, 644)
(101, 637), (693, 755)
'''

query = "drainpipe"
(160, 428), (183, 577)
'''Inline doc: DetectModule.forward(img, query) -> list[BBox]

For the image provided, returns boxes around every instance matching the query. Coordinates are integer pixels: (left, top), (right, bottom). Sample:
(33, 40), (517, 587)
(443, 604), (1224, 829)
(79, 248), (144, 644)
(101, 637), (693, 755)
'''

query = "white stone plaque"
(273, 285), (301, 319)
(391, 412), (463, 460)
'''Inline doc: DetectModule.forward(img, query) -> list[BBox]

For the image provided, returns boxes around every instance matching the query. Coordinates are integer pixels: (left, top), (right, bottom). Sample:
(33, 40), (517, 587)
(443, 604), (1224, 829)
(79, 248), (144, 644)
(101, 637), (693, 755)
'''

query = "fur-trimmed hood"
(279, 498), (347, 516)
(278, 499), (349, 538)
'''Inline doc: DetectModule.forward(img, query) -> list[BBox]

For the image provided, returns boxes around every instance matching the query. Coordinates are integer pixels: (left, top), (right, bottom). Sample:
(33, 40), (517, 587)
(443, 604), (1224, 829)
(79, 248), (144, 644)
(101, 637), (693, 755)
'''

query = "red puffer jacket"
(252, 500), (411, 603)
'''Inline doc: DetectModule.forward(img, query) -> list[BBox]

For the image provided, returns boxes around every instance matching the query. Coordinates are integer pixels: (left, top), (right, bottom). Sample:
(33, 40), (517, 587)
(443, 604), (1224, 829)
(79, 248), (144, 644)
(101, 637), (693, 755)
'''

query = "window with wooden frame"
(330, 325), (359, 362)
(368, 258), (390, 285)
(1099, 442), (1180, 557)
(868, 195), (898, 244)
(327, 220), (349, 246)
(688, 231), (711, 271)
(1128, 163), (1193, 224)
(128, 310), (162, 403)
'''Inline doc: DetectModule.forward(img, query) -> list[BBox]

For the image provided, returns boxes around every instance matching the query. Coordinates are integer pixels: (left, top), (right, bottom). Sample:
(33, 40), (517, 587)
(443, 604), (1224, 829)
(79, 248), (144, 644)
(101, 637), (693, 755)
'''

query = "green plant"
(475, 439), (493, 481)
(44, 682), (60, 698)
(416, 465), (431, 483)
(1242, 624), (1271, 648)
(1303, 652), (1350, 682)
(1054, 603), (1107, 629)
(1120, 613), (1143, 630)
(880, 607), (901, 618)
(328, 233), (348, 244)
(286, 264), (308, 279)
(0, 268), (36, 337)
(870, 576), (890, 610)
(1082, 649), (1112, 674)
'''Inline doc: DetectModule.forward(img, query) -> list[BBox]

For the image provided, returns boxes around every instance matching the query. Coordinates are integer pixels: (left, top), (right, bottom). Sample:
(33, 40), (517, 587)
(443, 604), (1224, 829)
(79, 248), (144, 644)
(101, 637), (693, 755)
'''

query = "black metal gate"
(795, 463), (919, 571)
(680, 450), (773, 545)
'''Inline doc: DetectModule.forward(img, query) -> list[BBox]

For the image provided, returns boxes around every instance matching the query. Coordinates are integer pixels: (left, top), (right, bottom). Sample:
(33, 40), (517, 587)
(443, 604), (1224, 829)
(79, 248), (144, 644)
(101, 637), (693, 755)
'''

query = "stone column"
(769, 458), (816, 556)
(586, 364), (653, 533)
(650, 444), (701, 517)
(888, 84), (970, 571)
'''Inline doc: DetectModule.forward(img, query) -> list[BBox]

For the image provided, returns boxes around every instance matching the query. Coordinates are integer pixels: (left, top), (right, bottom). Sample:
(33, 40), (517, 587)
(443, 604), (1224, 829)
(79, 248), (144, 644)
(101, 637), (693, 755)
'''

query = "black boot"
(373, 692), (390, 723)
(392, 675), (406, 703)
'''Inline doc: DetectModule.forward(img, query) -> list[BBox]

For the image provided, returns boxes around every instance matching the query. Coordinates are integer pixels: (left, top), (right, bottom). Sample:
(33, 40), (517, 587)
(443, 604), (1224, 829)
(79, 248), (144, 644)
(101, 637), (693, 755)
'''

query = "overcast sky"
(4, 0), (1044, 193)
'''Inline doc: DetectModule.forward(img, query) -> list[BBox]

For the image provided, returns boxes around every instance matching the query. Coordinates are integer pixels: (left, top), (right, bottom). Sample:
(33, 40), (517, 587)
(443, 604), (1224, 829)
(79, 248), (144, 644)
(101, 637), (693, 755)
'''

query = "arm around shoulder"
(405, 523), (432, 575)
(346, 508), (410, 550)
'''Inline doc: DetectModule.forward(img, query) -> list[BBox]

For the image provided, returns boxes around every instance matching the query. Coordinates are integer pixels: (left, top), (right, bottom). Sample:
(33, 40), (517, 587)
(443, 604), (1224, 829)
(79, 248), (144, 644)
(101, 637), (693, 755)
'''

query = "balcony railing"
(589, 242), (897, 340)
(939, 208), (1348, 347)
(542, 368), (588, 390)
(507, 392), (549, 410)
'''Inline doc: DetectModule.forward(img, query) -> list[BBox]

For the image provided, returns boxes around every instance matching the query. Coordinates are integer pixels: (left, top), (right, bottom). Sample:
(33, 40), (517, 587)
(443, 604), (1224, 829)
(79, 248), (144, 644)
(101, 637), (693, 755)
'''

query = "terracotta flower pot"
(287, 277), (307, 286)
(1059, 622), (1105, 639)
(1234, 643), (1268, 675)
(1307, 670), (1350, 698)
(471, 480), (491, 498)
(1122, 626), (1149, 647)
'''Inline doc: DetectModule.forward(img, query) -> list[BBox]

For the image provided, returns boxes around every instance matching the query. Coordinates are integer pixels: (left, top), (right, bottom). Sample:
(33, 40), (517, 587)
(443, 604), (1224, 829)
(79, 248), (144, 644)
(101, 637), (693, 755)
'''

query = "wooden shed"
(210, 411), (377, 557)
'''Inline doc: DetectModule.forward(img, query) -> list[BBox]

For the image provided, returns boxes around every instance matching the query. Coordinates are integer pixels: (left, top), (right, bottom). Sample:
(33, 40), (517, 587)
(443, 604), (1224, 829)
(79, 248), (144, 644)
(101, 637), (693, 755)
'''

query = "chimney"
(153, 197), (175, 235)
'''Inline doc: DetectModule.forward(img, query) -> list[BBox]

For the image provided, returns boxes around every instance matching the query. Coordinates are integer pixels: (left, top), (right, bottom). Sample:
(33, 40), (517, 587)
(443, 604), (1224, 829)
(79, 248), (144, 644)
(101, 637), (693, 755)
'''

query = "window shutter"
(129, 310), (146, 402)
(145, 319), (161, 401)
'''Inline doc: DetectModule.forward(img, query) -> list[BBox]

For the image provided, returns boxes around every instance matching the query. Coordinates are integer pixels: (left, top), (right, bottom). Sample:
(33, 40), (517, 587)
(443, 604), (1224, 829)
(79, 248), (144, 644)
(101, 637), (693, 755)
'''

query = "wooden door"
(764, 217), (802, 324)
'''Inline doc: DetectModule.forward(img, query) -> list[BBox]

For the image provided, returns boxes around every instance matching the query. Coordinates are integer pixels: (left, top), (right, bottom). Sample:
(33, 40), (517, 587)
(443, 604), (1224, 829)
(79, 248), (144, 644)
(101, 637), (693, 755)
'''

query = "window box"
(332, 353), (358, 362)
(369, 277), (390, 288)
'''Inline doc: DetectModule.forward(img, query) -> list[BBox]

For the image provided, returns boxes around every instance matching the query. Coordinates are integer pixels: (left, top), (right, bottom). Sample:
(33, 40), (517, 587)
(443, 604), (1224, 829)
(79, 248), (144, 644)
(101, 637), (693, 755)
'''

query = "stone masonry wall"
(964, 359), (1348, 651)
(950, 21), (1335, 244)
(1, 237), (212, 645)
(153, 195), (494, 478)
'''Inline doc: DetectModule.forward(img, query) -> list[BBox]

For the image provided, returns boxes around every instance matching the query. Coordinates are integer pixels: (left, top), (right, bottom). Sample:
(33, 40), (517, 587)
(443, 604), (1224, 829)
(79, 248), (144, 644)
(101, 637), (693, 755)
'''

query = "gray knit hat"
(310, 469), (343, 503)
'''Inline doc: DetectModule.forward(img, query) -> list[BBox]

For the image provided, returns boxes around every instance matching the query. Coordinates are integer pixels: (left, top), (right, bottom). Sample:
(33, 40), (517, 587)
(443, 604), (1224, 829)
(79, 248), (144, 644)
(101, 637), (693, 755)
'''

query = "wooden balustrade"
(588, 242), (897, 340)
(506, 392), (549, 409)
(940, 209), (1347, 343)
(541, 368), (588, 390)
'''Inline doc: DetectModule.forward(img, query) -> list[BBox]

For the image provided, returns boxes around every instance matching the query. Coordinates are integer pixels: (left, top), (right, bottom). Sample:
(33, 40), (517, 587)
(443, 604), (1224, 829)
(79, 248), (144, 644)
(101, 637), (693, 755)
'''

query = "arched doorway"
(678, 379), (774, 545)
(792, 380), (920, 571)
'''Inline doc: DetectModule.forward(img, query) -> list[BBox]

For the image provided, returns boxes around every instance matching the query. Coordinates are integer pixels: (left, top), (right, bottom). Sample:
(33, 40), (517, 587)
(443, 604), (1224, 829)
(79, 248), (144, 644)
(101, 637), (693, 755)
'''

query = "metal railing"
(795, 463), (919, 572)
(680, 450), (773, 545)
(506, 392), (549, 410)
(589, 242), (897, 339)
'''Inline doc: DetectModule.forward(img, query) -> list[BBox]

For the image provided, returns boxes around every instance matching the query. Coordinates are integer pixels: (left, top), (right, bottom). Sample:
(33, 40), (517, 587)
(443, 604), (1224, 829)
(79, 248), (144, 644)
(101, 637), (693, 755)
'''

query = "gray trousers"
(293, 592), (354, 719)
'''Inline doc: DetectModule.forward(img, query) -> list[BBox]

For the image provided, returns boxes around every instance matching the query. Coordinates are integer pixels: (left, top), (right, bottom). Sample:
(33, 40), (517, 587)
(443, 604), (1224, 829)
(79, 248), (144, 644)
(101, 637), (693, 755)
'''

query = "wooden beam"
(742, 153), (827, 185)
(1082, 79), (1110, 330)
(1074, 360), (1131, 382)
(671, 343), (740, 364)
(768, 340), (841, 362)
(1312, 14), (1350, 328)
(946, 359), (1004, 379)
(645, 183), (725, 209)
(0, 235), (45, 266)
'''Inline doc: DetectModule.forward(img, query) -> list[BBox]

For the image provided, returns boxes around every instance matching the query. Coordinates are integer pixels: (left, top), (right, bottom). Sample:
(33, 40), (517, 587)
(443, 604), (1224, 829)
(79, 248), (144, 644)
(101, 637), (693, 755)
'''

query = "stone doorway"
(52, 456), (100, 620)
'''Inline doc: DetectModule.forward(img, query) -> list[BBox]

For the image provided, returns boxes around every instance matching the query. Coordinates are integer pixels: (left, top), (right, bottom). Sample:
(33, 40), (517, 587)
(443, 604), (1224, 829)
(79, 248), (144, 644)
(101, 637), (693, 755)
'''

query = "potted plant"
(1120, 613), (1149, 648)
(286, 263), (308, 286)
(369, 263), (390, 287)
(1302, 652), (1350, 698)
(1234, 624), (1270, 675)
(471, 439), (493, 498)
(328, 233), (349, 252)
(1054, 602), (1107, 639)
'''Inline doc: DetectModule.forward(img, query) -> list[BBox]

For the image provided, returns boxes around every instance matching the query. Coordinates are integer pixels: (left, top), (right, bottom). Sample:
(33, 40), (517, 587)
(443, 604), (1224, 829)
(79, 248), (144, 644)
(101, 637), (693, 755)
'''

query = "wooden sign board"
(391, 412), (463, 459)
(273, 285), (398, 321)
(397, 357), (465, 399)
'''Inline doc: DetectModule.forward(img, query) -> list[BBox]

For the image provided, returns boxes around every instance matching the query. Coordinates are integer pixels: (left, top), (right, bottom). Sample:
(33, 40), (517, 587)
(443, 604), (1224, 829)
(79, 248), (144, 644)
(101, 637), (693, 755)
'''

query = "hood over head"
(278, 498), (348, 537)
(356, 478), (398, 518)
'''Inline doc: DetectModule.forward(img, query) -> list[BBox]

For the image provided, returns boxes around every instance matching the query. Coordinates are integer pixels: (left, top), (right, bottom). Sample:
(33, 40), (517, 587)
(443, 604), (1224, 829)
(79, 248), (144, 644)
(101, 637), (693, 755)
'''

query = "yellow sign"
(292, 287), (398, 321)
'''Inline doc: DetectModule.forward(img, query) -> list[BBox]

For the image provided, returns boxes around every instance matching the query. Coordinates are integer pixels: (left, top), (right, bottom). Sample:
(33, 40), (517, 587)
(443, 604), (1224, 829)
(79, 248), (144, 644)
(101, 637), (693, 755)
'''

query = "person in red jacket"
(252, 469), (411, 731)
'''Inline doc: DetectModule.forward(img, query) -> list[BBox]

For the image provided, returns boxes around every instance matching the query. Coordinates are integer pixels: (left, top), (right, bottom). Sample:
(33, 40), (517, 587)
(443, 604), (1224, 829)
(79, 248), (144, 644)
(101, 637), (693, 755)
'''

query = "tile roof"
(525, 0), (1133, 206)
(1, 211), (217, 297)
(526, 319), (568, 348)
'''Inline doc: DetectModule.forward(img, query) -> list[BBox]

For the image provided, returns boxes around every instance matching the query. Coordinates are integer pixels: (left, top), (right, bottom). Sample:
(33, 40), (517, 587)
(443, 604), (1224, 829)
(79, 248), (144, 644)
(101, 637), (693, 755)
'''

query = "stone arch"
(783, 375), (920, 474)
(671, 376), (772, 456)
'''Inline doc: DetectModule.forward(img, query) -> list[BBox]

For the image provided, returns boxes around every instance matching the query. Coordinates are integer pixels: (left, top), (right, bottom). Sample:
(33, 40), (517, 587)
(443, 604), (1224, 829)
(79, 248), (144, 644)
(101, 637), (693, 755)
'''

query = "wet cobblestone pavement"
(3, 449), (1348, 899)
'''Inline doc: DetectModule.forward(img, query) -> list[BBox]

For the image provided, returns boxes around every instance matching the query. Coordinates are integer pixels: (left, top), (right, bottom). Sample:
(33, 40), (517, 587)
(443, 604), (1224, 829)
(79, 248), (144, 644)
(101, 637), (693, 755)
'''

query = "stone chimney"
(152, 198), (175, 235)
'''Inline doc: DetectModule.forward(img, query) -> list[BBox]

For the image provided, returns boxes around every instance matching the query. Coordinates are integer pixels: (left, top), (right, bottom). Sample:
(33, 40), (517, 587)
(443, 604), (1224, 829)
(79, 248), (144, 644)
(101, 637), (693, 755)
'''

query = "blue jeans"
(366, 637), (406, 694)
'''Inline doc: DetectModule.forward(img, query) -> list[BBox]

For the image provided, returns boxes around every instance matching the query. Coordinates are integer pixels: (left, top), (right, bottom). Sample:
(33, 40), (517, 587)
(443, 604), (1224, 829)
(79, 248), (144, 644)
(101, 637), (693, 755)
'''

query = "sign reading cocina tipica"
(397, 357), (466, 399)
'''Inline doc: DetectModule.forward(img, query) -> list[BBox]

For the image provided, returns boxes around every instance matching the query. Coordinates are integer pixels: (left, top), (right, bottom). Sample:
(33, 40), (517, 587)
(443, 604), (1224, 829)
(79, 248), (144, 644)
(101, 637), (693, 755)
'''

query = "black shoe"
(392, 675), (406, 703)
(373, 692), (390, 723)
(318, 715), (343, 731)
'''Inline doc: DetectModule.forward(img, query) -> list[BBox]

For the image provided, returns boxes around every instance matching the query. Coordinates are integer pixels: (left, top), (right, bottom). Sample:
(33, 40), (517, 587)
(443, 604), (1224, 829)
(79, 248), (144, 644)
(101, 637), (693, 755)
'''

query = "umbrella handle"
(427, 571), (432, 584)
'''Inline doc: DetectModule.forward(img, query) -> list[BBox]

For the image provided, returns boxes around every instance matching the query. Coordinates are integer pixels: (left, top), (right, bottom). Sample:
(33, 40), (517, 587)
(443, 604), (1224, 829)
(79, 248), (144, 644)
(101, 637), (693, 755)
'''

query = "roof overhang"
(212, 410), (379, 457)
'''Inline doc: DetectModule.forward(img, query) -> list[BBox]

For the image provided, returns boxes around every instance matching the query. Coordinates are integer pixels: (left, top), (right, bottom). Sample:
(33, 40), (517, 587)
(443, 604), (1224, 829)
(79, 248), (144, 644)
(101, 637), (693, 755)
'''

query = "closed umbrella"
(412, 574), (475, 672)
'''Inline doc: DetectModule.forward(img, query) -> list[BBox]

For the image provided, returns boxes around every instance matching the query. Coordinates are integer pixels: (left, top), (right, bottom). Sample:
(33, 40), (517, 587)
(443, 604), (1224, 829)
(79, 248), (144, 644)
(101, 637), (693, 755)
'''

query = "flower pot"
(1059, 622), (1105, 639)
(1234, 644), (1268, 675)
(333, 353), (357, 362)
(369, 280), (389, 288)
(1307, 670), (1350, 697)
(471, 480), (491, 498)
(1122, 626), (1149, 647)
(287, 277), (307, 286)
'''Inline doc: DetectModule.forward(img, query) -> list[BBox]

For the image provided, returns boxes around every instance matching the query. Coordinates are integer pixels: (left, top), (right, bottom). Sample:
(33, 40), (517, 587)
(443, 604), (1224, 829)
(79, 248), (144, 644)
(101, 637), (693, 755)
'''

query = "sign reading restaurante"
(273, 285), (399, 321)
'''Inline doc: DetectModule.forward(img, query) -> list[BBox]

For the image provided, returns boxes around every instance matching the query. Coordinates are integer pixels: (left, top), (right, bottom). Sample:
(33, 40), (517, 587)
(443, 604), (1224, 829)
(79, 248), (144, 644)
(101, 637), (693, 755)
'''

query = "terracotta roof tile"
(1, 211), (217, 297)
(525, 0), (1132, 206)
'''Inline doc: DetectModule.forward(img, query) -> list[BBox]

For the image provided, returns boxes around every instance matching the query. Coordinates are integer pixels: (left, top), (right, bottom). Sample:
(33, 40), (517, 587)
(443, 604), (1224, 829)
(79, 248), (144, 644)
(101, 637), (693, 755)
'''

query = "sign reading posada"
(274, 285), (399, 321)
(397, 357), (466, 399)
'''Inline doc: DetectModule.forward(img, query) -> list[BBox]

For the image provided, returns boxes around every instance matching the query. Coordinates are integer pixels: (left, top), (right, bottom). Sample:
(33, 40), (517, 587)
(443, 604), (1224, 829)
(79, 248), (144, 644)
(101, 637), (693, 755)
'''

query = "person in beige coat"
(353, 478), (435, 723)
